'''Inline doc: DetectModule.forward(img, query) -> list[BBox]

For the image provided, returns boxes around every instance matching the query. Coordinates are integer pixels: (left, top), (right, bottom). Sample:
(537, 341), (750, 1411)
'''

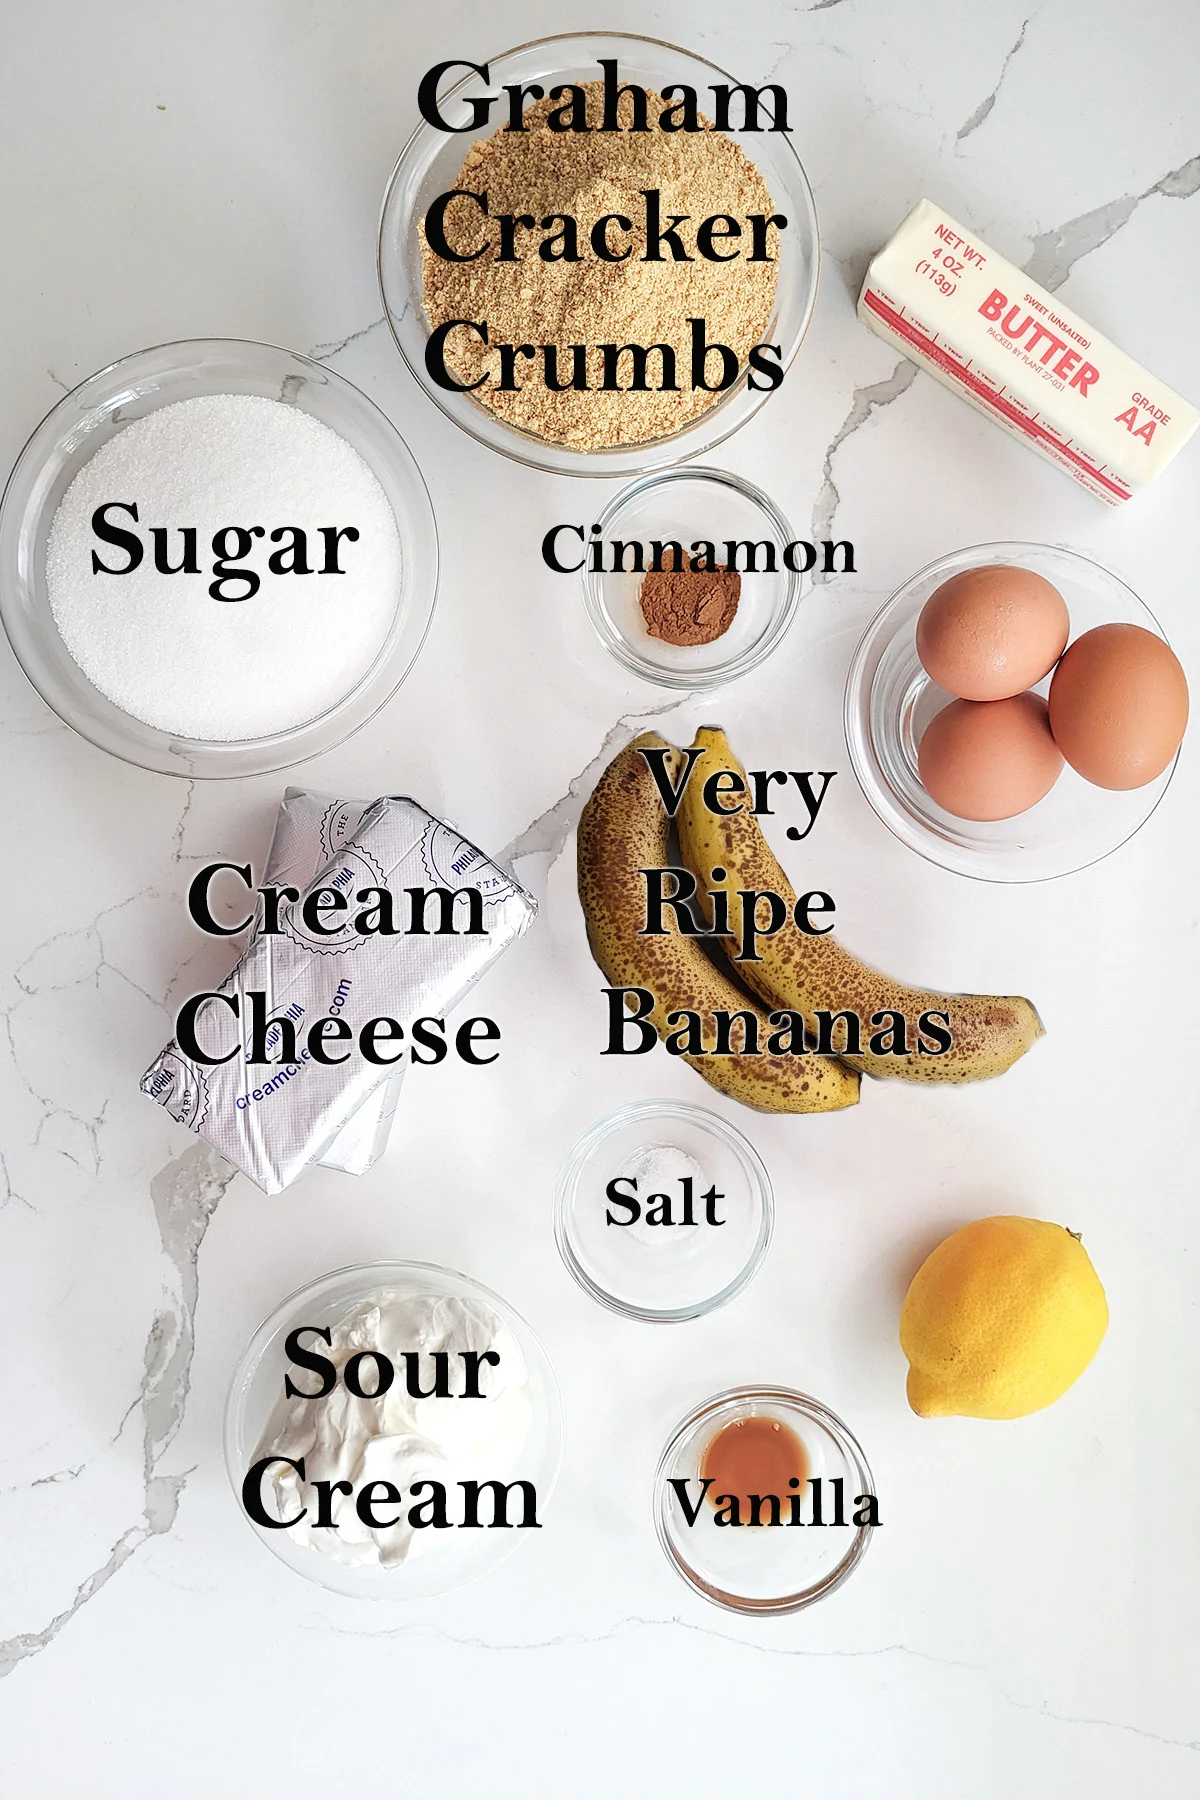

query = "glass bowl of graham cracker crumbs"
(378, 34), (820, 477)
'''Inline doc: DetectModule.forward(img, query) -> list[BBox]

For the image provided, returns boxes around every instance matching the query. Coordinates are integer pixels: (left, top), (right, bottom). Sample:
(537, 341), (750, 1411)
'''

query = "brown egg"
(1048, 622), (1188, 790)
(916, 565), (1070, 701)
(918, 692), (1064, 821)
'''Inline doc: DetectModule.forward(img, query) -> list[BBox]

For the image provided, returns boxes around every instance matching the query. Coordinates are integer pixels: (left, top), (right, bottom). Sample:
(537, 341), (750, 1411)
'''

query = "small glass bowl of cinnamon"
(581, 467), (804, 688)
(653, 1385), (875, 1613)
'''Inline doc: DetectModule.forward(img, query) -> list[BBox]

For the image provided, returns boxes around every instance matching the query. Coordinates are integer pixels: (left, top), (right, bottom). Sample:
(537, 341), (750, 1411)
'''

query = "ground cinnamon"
(638, 550), (741, 646)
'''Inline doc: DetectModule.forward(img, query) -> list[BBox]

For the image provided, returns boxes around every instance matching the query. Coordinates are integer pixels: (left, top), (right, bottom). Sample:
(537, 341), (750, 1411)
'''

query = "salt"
(613, 1142), (707, 1248)
(46, 393), (403, 740)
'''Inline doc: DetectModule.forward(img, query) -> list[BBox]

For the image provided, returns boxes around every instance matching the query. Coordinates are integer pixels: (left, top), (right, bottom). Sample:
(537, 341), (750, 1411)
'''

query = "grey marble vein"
(501, 694), (698, 875)
(1026, 152), (1200, 291)
(0, 1453), (95, 1500)
(171, 781), (195, 865)
(0, 1148), (33, 1213)
(300, 1615), (1200, 1751)
(310, 317), (387, 362)
(10, 887), (163, 1018)
(28, 1461), (86, 1489)
(810, 360), (918, 564)
(145, 1143), (235, 1458)
(956, 13), (1033, 142)
(0, 1142), (234, 1679)
(0, 1470), (190, 1681)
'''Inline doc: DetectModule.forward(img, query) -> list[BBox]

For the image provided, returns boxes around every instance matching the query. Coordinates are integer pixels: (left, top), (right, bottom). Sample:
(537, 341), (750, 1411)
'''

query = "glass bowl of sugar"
(554, 1099), (773, 1321)
(0, 338), (438, 778)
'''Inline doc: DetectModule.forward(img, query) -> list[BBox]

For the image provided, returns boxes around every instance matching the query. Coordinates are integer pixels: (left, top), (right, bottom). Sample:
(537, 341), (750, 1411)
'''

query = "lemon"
(900, 1216), (1108, 1420)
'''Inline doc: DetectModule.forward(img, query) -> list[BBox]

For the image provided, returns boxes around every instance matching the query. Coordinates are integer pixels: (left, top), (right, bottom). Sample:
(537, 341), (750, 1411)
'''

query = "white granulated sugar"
(46, 393), (403, 740)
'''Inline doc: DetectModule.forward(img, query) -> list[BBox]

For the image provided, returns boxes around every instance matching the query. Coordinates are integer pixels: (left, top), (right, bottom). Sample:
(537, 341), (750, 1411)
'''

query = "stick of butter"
(858, 199), (1197, 504)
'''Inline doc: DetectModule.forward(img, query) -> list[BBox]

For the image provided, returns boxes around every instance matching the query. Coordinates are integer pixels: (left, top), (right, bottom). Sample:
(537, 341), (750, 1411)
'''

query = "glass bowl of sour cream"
(224, 1261), (564, 1599)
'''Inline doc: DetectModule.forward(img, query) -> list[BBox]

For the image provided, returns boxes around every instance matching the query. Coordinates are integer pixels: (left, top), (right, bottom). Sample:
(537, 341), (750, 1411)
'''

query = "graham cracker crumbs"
(420, 85), (781, 449)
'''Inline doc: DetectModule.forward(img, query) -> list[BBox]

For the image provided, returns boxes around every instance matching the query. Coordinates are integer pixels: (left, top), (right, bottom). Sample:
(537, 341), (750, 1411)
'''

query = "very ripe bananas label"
(576, 727), (1043, 1115)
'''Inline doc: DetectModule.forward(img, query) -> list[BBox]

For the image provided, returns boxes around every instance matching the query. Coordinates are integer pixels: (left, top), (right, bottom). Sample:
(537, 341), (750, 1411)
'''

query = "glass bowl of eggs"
(843, 541), (1188, 882)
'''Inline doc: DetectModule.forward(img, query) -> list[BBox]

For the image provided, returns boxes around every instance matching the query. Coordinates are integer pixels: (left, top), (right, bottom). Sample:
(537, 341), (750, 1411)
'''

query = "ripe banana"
(577, 732), (859, 1114)
(677, 726), (1044, 1084)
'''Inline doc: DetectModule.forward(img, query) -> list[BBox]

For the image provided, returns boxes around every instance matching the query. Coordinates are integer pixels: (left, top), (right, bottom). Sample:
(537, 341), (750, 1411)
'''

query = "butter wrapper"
(859, 198), (1198, 503)
(262, 789), (403, 1177)
(142, 797), (535, 1194)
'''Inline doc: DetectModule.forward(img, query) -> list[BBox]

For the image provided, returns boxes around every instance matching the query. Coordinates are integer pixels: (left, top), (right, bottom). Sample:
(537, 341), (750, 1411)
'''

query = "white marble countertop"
(1, 1), (1197, 1792)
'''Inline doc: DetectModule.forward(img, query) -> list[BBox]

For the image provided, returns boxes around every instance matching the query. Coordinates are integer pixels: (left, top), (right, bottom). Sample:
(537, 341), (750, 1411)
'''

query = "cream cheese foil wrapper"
(262, 789), (403, 1177)
(141, 797), (536, 1194)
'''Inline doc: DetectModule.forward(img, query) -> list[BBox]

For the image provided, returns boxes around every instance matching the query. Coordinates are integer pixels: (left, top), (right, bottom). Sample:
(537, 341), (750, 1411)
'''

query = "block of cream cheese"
(142, 797), (536, 1194)
(858, 199), (1198, 504)
(262, 788), (405, 1177)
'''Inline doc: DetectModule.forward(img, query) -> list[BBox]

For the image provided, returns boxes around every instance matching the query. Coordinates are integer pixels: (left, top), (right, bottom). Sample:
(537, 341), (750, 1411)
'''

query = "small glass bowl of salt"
(554, 1099), (773, 1322)
(0, 338), (438, 778)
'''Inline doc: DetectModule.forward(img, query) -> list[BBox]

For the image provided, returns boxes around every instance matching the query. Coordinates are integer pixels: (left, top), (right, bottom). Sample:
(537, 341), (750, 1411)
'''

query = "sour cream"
(252, 1290), (533, 1569)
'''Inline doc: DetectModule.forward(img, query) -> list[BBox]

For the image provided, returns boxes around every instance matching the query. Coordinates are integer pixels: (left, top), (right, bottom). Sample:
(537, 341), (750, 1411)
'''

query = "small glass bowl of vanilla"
(654, 1385), (875, 1613)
